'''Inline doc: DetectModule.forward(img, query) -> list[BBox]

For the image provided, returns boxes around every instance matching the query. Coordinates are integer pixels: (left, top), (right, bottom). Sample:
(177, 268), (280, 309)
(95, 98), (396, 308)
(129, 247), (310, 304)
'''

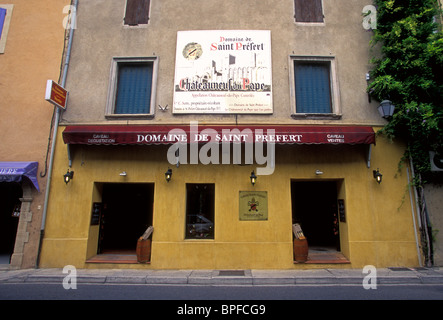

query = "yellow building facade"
(38, 0), (422, 270)
(40, 127), (420, 270)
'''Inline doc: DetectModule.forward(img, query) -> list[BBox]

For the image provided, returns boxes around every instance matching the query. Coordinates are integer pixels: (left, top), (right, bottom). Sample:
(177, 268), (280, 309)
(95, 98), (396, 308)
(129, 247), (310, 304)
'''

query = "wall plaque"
(239, 191), (268, 221)
(90, 202), (102, 225)
(338, 199), (346, 222)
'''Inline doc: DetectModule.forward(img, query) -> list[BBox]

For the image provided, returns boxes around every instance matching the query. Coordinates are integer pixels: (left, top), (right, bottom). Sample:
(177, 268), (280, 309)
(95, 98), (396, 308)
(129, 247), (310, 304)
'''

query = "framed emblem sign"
(239, 191), (268, 221)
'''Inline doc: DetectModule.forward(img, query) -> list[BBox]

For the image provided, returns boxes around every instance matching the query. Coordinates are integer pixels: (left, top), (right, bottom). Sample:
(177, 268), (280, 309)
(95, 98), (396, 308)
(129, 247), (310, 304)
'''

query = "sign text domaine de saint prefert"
(135, 130), (304, 144)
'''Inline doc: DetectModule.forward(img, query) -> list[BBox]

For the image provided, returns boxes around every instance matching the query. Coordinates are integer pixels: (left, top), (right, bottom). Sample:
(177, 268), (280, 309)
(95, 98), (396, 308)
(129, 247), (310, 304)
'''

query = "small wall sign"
(90, 202), (102, 225)
(239, 191), (268, 221)
(45, 80), (68, 109)
(338, 199), (346, 222)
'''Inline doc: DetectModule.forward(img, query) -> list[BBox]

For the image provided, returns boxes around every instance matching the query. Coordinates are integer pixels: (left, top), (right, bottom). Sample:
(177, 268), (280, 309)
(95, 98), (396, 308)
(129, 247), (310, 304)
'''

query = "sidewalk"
(1, 266), (443, 286)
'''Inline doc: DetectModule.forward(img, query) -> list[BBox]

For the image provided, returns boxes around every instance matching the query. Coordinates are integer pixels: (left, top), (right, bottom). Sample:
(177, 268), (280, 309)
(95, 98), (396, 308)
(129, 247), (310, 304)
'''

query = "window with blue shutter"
(0, 8), (7, 40)
(115, 63), (153, 114)
(294, 61), (332, 113)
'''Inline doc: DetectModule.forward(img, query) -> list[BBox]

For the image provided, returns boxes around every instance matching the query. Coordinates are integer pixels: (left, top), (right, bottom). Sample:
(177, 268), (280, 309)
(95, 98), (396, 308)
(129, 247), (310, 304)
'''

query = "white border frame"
(0, 4), (14, 54)
(105, 56), (158, 118)
(289, 55), (341, 119)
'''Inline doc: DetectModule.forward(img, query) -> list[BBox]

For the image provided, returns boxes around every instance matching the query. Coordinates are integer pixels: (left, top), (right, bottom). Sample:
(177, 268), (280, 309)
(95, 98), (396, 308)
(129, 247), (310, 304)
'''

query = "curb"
(1, 268), (443, 286)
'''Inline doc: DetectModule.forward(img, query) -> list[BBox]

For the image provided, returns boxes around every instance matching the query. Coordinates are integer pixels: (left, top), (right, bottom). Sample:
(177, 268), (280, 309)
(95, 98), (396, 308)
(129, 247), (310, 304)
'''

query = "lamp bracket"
(67, 144), (72, 168)
(366, 144), (372, 168)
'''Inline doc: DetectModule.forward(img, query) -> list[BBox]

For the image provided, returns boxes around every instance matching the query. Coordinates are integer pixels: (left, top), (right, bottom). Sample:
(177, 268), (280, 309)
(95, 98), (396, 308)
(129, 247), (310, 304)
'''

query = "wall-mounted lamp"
(120, 171), (127, 176)
(373, 168), (382, 184)
(315, 169), (323, 175)
(378, 100), (395, 119)
(250, 170), (257, 186)
(64, 169), (74, 184)
(165, 168), (172, 182)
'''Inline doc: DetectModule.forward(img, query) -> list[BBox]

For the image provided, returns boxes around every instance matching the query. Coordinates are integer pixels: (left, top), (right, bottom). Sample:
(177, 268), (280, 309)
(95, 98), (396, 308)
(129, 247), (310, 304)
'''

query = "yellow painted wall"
(39, 127), (421, 269)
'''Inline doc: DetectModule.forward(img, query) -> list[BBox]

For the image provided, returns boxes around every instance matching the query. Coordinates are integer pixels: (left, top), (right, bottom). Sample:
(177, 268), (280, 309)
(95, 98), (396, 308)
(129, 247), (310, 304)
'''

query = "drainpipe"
(407, 149), (433, 267)
(36, 0), (78, 268)
(407, 166), (422, 267)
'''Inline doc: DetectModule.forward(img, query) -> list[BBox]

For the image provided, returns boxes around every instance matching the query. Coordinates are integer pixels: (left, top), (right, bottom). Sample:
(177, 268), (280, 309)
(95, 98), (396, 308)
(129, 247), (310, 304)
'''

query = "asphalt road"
(2, 283), (441, 318)
(1, 282), (443, 300)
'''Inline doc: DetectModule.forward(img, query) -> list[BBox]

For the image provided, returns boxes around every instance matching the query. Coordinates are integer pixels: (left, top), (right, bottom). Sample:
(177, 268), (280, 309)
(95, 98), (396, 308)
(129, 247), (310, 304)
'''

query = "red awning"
(62, 125), (375, 145)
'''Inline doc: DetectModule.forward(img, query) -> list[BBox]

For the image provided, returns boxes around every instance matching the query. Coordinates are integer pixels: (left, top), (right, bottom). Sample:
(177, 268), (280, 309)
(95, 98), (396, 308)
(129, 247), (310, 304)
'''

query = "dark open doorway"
(98, 183), (154, 254)
(291, 181), (340, 251)
(0, 182), (22, 264)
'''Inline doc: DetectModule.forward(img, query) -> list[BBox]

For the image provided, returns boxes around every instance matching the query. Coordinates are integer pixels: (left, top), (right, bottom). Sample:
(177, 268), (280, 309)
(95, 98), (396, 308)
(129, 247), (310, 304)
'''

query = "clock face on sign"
(182, 42), (203, 60)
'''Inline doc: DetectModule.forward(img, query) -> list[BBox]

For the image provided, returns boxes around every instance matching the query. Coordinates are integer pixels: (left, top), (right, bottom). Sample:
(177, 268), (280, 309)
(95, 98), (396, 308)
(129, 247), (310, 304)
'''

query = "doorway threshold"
(86, 251), (140, 264)
(294, 247), (350, 264)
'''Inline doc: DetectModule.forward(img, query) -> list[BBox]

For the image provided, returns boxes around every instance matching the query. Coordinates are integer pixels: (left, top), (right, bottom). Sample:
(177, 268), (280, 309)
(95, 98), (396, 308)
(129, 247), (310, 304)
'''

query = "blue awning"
(0, 162), (40, 191)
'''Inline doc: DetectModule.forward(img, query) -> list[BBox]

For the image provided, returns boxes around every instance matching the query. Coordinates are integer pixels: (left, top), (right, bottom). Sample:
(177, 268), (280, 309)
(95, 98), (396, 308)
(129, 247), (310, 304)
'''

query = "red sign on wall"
(45, 80), (68, 109)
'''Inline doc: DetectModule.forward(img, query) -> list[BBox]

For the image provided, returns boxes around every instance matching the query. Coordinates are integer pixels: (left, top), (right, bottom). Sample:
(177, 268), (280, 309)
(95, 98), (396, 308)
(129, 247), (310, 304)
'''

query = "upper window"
(124, 0), (150, 25)
(294, 61), (331, 113)
(294, 0), (324, 23)
(0, 5), (13, 54)
(0, 8), (6, 34)
(290, 56), (341, 119)
(106, 57), (158, 118)
(115, 63), (153, 114)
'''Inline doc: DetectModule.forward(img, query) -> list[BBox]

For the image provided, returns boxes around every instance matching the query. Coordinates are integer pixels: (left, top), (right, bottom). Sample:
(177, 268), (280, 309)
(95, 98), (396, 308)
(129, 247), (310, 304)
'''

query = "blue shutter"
(0, 8), (7, 39)
(115, 63), (153, 114)
(295, 62), (332, 113)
